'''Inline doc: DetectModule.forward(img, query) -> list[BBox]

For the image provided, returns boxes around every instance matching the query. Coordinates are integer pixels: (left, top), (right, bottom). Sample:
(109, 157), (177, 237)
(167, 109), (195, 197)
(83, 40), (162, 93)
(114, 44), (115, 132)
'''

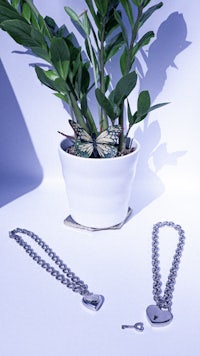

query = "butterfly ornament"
(69, 120), (121, 158)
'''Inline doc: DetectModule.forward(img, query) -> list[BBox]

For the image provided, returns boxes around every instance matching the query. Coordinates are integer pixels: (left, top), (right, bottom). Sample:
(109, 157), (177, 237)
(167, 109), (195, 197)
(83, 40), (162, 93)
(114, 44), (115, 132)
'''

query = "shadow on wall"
(0, 59), (43, 207)
(130, 12), (190, 214)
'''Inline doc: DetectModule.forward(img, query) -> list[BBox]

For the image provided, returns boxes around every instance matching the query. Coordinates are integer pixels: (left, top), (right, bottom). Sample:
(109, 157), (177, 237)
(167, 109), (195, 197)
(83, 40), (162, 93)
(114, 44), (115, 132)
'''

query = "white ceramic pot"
(58, 139), (140, 229)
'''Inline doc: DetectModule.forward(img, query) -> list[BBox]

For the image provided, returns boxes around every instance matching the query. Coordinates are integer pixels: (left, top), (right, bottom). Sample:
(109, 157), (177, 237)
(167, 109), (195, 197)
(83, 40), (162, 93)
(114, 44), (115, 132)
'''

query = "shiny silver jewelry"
(9, 228), (104, 311)
(146, 221), (185, 326)
(121, 322), (144, 332)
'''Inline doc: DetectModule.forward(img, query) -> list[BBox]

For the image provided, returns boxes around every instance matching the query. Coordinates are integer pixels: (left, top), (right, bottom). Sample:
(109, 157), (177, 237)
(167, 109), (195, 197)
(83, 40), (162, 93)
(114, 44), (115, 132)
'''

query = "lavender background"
(0, 1), (199, 356)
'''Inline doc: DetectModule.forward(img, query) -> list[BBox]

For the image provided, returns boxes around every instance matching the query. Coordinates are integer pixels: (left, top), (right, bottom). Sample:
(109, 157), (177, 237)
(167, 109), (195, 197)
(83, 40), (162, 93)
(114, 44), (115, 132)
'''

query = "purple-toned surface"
(0, 60), (43, 207)
(0, 1), (199, 356)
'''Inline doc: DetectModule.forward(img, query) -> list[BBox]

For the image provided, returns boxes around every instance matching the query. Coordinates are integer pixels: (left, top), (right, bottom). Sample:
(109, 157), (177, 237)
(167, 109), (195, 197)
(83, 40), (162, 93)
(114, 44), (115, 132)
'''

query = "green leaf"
(81, 95), (88, 115)
(104, 32), (124, 63)
(131, 0), (143, 6)
(139, 2), (163, 28)
(35, 65), (56, 90)
(56, 24), (68, 38)
(94, 0), (109, 17)
(113, 71), (137, 106)
(38, 14), (52, 41)
(71, 50), (82, 78)
(114, 9), (128, 44)
(148, 102), (169, 113)
(30, 28), (45, 47)
(120, 47), (128, 75)
(137, 90), (151, 117)
(54, 77), (68, 93)
(22, 3), (31, 23)
(129, 111), (138, 126)
(0, 0), (25, 23)
(104, 75), (110, 92)
(50, 37), (70, 80)
(69, 94), (89, 132)
(0, 19), (38, 47)
(54, 92), (70, 104)
(30, 46), (50, 61)
(81, 65), (90, 94)
(131, 31), (154, 63)
(133, 99), (169, 125)
(64, 6), (79, 23)
(127, 100), (133, 125)
(77, 65), (83, 97)
(45, 70), (59, 81)
(104, 8), (121, 39)
(120, 0), (134, 29)
(65, 6), (88, 39)
(142, 0), (152, 7)
(11, 0), (20, 9)
(130, 91), (151, 124)
(35, 67), (66, 97)
(64, 5), (83, 33)
(22, 0), (39, 18)
(44, 15), (57, 33)
(85, 37), (98, 72)
(95, 88), (117, 120)
(82, 11), (90, 36)
(85, 0), (101, 29)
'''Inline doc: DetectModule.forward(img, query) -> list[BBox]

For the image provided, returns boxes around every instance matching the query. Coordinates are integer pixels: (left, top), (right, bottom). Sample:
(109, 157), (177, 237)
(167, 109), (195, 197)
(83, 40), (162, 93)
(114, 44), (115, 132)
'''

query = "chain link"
(9, 228), (90, 296)
(151, 221), (185, 311)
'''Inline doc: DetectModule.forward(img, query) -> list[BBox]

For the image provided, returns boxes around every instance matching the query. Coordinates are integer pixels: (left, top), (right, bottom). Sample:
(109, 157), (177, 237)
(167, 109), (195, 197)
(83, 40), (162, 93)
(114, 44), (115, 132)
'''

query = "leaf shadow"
(130, 11), (190, 215)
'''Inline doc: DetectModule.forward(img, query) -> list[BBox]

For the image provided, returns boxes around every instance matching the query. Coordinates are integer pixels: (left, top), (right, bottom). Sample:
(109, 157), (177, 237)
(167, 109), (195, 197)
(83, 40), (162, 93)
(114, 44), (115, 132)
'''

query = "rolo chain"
(151, 221), (185, 311)
(9, 228), (90, 296)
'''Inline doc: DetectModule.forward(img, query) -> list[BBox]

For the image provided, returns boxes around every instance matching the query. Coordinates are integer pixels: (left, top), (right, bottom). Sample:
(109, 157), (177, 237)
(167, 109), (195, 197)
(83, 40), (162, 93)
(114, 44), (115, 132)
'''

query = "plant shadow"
(0, 59), (43, 207)
(129, 11), (190, 215)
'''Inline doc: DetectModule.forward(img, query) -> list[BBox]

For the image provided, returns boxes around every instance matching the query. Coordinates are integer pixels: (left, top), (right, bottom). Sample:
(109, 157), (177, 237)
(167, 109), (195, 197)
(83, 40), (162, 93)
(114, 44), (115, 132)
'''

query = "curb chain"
(152, 221), (185, 311)
(9, 228), (90, 296)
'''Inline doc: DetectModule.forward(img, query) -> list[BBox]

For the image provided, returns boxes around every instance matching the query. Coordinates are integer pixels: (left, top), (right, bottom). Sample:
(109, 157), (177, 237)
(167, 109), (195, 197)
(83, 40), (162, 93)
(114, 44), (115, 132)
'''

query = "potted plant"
(0, 0), (167, 229)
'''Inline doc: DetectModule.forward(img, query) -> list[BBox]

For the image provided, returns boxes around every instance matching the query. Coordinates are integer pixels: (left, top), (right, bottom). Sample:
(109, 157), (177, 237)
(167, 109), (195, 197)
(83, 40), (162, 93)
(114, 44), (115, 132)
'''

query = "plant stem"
(87, 37), (98, 89)
(118, 5), (143, 151)
(118, 104), (124, 151)
(125, 5), (143, 75)
(87, 35), (101, 130)
(85, 106), (98, 135)
(99, 16), (108, 131)
(69, 93), (89, 132)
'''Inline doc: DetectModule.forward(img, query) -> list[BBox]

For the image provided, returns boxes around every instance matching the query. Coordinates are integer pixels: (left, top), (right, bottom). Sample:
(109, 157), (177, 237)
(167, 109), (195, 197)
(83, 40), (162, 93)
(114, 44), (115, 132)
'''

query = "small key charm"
(121, 322), (144, 332)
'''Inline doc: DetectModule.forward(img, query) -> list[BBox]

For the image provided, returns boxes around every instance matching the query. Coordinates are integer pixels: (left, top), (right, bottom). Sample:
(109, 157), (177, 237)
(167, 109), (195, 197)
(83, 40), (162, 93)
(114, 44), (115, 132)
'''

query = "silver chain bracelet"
(9, 228), (104, 311)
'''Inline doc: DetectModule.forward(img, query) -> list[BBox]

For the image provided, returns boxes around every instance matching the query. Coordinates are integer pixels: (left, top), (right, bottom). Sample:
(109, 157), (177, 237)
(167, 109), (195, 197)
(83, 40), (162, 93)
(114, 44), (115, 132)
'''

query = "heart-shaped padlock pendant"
(82, 294), (104, 311)
(146, 305), (173, 326)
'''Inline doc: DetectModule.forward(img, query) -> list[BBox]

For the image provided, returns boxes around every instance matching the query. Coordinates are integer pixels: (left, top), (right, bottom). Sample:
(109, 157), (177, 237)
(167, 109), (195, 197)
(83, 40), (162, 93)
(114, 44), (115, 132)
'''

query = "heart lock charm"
(82, 293), (104, 311)
(146, 305), (173, 326)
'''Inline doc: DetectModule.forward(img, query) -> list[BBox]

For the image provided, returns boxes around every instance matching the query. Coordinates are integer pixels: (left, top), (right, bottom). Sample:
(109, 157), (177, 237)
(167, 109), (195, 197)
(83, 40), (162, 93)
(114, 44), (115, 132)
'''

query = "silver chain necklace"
(122, 221), (185, 331)
(146, 221), (185, 326)
(9, 228), (104, 311)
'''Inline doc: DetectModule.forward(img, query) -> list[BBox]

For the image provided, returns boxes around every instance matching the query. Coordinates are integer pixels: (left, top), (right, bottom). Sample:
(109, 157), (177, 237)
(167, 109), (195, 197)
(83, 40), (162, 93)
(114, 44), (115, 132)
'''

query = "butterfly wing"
(69, 121), (121, 158)
(96, 125), (121, 145)
(96, 125), (121, 158)
(69, 120), (94, 157)
(74, 141), (94, 157)
(96, 143), (118, 158)
(69, 120), (92, 142)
